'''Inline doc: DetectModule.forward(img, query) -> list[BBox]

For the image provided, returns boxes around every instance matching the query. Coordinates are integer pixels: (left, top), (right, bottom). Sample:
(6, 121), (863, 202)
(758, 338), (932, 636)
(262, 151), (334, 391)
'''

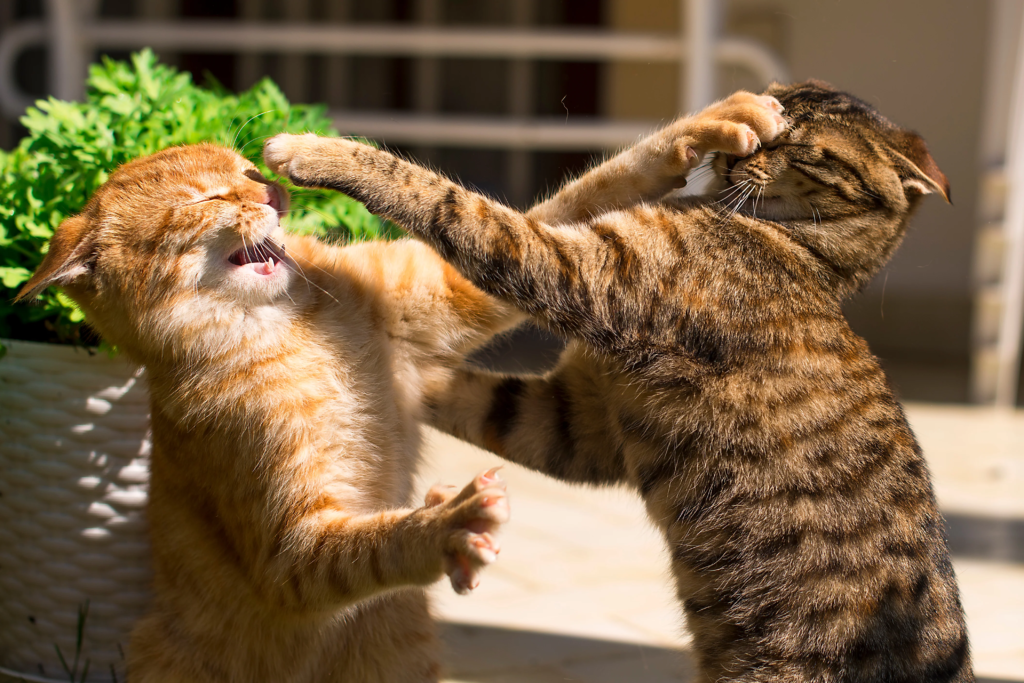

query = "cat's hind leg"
(425, 346), (627, 486)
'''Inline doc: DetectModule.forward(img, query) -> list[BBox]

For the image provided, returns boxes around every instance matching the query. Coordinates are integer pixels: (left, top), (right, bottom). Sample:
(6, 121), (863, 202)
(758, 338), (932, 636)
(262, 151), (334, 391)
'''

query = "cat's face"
(18, 143), (294, 358)
(714, 80), (949, 224)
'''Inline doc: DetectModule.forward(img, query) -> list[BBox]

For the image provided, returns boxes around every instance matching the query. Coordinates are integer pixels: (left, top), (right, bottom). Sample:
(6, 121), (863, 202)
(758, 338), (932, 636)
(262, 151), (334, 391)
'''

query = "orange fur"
(18, 143), (522, 682)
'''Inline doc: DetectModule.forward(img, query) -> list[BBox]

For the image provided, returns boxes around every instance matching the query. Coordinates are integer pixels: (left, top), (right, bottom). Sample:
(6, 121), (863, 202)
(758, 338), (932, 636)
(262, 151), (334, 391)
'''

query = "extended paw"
(725, 123), (762, 158)
(717, 91), (788, 142)
(687, 90), (789, 159)
(728, 92), (783, 115)
(427, 467), (509, 595)
(263, 133), (318, 180)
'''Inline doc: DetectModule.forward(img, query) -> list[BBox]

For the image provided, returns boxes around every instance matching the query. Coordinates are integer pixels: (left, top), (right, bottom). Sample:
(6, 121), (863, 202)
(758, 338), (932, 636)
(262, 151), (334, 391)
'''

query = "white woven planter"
(0, 339), (152, 682)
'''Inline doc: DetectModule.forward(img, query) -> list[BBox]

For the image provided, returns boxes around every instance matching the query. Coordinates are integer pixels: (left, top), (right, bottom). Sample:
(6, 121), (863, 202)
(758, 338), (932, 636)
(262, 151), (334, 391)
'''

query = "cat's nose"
(262, 185), (287, 213)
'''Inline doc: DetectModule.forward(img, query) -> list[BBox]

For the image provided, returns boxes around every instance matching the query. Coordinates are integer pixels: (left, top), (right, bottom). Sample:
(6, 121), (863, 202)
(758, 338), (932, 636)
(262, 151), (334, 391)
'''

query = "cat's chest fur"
(146, 291), (423, 517)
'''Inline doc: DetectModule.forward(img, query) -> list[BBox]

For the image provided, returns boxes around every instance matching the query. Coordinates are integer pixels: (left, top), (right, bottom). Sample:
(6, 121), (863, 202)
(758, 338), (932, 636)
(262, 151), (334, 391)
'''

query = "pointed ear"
(15, 215), (96, 302)
(894, 131), (951, 203)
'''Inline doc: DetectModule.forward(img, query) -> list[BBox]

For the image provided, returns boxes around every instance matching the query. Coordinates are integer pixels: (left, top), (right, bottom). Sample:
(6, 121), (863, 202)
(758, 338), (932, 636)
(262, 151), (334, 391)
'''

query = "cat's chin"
(735, 195), (809, 223)
(228, 261), (291, 301)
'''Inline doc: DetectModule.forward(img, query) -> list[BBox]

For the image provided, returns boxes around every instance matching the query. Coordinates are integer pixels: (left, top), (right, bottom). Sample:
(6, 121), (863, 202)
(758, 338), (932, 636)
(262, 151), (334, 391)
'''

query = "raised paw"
(688, 90), (789, 158)
(743, 93), (784, 115)
(726, 123), (762, 158)
(263, 133), (369, 188)
(423, 483), (459, 508)
(262, 133), (318, 180)
(432, 467), (509, 595)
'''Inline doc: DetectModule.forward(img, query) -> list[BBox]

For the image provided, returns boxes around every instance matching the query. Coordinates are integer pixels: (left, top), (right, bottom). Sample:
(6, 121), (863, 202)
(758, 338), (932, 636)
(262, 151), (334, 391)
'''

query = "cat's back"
(591, 205), (971, 682)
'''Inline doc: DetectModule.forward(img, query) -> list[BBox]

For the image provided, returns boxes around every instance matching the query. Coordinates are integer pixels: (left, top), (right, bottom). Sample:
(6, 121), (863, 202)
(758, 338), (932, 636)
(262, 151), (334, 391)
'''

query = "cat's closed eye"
(191, 195), (227, 204)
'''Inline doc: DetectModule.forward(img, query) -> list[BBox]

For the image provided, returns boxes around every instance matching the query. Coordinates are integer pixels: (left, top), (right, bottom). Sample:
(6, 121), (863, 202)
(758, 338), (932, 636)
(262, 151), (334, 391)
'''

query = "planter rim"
(0, 337), (152, 680)
(0, 664), (70, 683)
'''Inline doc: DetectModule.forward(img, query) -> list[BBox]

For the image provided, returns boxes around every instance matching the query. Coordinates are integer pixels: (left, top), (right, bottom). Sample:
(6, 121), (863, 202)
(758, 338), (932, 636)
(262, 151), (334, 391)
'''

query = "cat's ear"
(893, 131), (951, 203)
(15, 215), (96, 302)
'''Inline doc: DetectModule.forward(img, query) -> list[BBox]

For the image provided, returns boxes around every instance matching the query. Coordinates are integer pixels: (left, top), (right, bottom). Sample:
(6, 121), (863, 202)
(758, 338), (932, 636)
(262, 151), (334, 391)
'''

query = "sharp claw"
(450, 553), (480, 594)
(746, 130), (759, 153)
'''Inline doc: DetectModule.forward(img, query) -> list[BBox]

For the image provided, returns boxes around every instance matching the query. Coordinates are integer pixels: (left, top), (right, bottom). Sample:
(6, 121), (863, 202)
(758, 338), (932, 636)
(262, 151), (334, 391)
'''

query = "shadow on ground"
(946, 513), (1024, 564)
(440, 622), (692, 682)
(440, 622), (1021, 683)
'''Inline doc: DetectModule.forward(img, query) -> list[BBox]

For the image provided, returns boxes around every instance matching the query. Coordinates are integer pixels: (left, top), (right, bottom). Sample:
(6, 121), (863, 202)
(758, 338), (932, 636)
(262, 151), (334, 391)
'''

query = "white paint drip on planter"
(0, 339), (152, 681)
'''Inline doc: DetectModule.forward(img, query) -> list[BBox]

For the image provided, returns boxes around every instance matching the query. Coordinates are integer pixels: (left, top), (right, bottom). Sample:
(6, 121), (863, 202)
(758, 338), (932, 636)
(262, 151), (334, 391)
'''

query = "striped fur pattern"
(264, 81), (972, 683)
(16, 144), (526, 682)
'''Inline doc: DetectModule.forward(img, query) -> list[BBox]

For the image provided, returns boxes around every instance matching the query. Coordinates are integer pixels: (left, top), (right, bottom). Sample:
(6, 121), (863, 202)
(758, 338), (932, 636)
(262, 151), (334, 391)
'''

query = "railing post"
(507, 0), (536, 207)
(682, 0), (718, 113)
(995, 6), (1024, 407)
(45, 0), (93, 102)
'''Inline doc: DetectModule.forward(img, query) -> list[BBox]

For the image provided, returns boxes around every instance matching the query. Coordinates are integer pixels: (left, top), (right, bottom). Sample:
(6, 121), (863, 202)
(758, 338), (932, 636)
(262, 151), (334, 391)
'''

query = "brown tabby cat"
(16, 144), (526, 682)
(264, 81), (973, 683)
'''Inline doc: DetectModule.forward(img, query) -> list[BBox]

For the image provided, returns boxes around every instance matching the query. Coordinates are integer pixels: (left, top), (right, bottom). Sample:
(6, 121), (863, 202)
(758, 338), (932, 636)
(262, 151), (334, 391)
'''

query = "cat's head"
(722, 79), (949, 218)
(715, 80), (949, 291)
(17, 143), (293, 361)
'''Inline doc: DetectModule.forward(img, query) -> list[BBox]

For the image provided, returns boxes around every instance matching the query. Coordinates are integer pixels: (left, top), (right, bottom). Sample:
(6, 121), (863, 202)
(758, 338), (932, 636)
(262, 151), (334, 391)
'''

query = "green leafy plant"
(0, 49), (396, 347)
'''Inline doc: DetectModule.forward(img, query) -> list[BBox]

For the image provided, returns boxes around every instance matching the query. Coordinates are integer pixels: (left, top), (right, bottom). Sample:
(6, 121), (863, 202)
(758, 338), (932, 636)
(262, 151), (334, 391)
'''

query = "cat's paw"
(262, 133), (320, 181)
(263, 133), (369, 188)
(715, 91), (789, 145)
(683, 90), (789, 159)
(426, 467), (509, 595)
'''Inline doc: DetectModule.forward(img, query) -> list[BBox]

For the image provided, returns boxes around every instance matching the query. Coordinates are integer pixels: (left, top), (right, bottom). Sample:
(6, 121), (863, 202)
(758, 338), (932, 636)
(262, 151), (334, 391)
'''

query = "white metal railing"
(973, 0), (1024, 407)
(0, 0), (790, 151)
(993, 6), (1024, 407)
(323, 112), (658, 150)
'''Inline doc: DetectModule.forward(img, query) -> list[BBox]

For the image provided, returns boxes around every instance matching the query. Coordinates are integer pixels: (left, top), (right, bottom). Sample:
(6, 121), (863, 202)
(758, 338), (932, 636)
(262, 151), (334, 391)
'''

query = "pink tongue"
(254, 260), (275, 276)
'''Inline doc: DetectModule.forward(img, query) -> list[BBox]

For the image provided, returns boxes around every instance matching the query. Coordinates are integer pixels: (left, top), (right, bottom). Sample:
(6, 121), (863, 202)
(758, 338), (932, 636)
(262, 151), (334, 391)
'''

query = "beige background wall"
(605, 0), (991, 399)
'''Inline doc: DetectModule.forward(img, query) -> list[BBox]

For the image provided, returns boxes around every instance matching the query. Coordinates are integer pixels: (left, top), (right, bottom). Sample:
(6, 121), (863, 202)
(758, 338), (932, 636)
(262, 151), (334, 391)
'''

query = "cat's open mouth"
(228, 239), (287, 277)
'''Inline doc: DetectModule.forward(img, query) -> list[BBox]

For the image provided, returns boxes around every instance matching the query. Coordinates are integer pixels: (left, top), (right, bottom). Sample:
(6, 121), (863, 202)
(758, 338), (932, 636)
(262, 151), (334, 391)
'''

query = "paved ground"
(416, 403), (1024, 683)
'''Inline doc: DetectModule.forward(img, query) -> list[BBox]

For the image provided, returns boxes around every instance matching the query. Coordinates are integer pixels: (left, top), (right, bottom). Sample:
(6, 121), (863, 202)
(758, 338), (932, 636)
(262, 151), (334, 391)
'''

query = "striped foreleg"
(264, 134), (636, 348)
(425, 357), (626, 486)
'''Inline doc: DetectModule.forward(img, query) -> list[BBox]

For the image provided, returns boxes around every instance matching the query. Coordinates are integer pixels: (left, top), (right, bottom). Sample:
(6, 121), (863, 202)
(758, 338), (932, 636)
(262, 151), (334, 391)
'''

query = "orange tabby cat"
(16, 144), (523, 682)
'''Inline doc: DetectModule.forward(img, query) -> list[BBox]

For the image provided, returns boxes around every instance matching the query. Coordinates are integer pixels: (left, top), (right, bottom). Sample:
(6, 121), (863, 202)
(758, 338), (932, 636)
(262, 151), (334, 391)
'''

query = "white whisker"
(717, 179), (753, 204)
(231, 110), (276, 152)
(284, 249), (349, 310)
(716, 182), (754, 210)
(715, 183), (756, 226)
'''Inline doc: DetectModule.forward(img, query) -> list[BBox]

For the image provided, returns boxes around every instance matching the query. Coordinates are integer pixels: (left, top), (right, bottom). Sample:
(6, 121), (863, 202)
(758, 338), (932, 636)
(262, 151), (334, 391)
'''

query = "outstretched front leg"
(264, 468), (510, 606)
(527, 91), (787, 225)
(262, 90), (787, 354)
(265, 132), (635, 348)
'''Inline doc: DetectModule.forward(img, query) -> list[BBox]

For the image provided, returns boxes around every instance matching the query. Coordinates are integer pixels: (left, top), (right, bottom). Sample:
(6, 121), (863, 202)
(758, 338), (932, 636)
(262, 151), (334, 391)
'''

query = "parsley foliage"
(1, 50), (393, 346)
